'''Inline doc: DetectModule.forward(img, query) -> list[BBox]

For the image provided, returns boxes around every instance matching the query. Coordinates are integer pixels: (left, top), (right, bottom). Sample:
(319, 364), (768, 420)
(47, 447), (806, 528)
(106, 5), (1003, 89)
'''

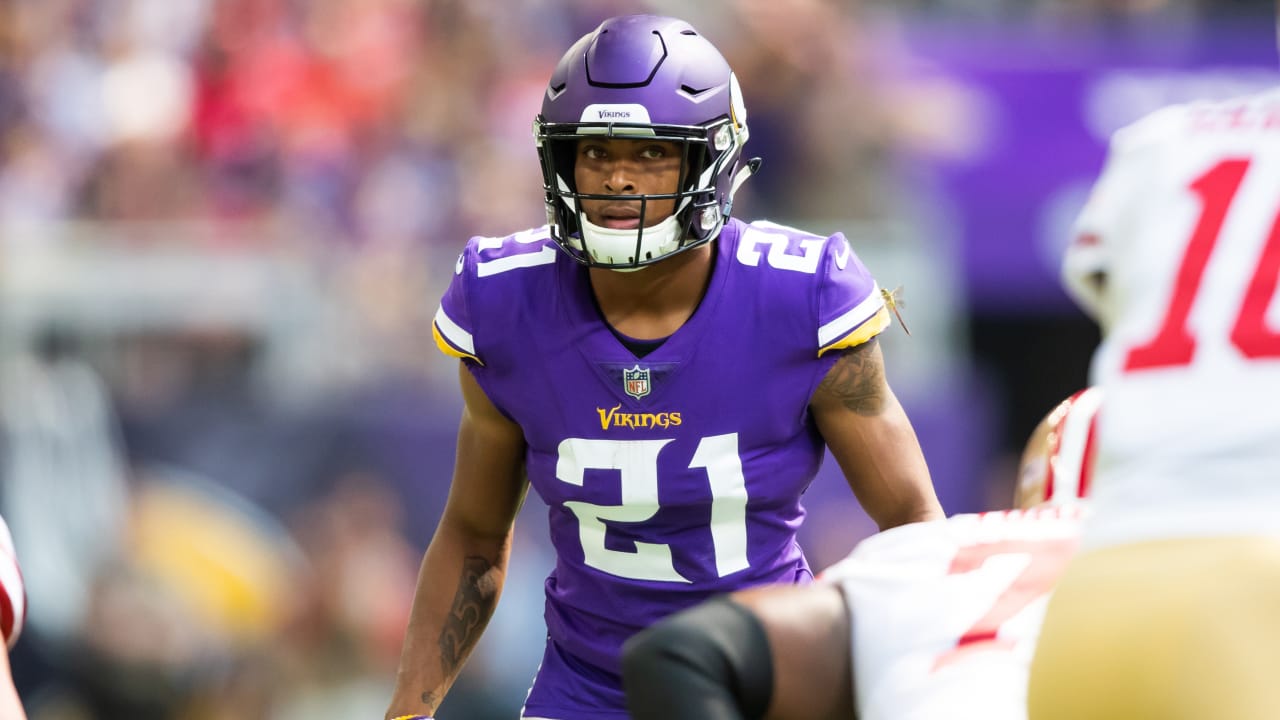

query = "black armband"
(621, 597), (774, 720)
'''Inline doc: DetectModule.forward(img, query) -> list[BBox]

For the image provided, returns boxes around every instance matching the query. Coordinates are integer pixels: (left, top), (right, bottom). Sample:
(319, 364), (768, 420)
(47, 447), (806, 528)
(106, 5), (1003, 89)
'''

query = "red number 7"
(933, 537), (1078, 671)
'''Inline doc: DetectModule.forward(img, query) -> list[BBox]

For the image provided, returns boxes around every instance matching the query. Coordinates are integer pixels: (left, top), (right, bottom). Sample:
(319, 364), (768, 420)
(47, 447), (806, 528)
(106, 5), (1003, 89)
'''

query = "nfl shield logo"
(623, 365), (651, 399)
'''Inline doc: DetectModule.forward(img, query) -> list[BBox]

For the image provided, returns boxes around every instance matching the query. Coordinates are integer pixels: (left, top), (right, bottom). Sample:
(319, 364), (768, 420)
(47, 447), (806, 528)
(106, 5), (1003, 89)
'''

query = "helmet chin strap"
(730, 158), (761, 199)
(578, 214), (683, 272)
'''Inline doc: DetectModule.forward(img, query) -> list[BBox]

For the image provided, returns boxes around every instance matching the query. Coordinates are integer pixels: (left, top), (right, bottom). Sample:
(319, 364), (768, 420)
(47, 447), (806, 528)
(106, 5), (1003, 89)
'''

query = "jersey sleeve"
(816, 233), (891, 357)
(0, 516), (25, 649)
(431, 228), (560, 366)
(432, 246), (483, 365)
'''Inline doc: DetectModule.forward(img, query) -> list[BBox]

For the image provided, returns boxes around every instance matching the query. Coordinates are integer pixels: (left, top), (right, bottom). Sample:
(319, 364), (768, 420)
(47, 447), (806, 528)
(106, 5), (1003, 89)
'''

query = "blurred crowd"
(0, 0), (1274, 718)
(2, 0), (1262, 243)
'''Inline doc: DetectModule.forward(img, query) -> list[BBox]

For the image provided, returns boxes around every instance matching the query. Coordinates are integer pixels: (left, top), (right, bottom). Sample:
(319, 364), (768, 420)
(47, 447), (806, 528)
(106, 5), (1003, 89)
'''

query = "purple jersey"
(432, 217), (889, 718)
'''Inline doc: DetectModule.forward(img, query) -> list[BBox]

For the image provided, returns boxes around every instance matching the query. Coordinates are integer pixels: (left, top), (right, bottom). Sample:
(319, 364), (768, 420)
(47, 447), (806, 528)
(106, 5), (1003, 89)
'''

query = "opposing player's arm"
(810, 339), (942, 530)
(740, 583), (855, 720)
(386, 362), (529, 719)
(0, 645), (26, 720)
(622, 583), (853, 720)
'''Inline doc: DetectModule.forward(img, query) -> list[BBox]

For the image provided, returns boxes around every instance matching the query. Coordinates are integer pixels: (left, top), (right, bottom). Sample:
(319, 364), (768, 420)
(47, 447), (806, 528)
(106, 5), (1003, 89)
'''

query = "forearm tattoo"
(437, 555), (498, 678)
(817, 340), (887, 416)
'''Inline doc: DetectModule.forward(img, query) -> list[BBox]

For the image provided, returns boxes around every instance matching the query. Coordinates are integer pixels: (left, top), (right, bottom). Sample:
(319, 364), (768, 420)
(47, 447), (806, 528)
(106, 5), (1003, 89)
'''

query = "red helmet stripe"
(1078, 403), (1101, 498)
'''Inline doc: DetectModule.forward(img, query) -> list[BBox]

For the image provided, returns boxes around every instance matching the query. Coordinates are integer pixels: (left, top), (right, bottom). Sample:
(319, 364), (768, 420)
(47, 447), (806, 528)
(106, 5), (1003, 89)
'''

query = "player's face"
(573, 138), (684, 229)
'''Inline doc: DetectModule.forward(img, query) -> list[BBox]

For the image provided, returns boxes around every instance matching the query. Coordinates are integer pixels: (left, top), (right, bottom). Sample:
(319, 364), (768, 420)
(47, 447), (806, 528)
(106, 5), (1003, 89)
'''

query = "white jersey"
(823, 507), (1083, 720)
(0, 515), (24, 648)
(1063, 88), (1280, 549)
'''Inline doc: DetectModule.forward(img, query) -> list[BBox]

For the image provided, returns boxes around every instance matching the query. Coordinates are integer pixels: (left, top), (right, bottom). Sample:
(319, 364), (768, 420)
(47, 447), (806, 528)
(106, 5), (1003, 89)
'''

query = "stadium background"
(0, 0), (1274, 717)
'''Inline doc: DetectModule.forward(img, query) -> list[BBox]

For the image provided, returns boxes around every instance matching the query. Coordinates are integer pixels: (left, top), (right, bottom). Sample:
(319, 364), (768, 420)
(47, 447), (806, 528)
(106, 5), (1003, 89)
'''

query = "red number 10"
(1123, 158), (1280, 371)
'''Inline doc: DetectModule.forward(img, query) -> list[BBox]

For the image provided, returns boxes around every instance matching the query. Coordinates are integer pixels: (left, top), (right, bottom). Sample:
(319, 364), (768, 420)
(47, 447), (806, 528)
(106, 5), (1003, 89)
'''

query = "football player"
(384, 13), (943, 720)
(1028, 21), (1280, 719)
(0, 514), (29, 720)
(621, 389), (1100, 720)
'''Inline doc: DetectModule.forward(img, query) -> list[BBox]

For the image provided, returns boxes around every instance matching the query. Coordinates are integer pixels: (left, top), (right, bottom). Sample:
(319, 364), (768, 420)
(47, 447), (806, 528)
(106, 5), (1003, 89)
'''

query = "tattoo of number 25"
(437, 555), (497, 678)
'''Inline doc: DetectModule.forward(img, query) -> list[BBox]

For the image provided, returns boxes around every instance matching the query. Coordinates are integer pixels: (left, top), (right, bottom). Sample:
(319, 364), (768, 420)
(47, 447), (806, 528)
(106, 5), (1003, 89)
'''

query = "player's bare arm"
(0, 646), (25, 720)
(386, 363), (529, 718)
(438, 555), (500, 678)
(814, 339), (889, 416)
(810, 339), (943, 530)
(622, 582), (853, 720)
(737, 583), (854, 720)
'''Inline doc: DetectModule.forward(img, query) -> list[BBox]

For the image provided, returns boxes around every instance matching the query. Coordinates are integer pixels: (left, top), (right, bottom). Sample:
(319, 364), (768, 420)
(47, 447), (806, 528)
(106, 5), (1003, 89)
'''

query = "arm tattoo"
(817, 340), (887, 416)
(437, 555), (498, 677)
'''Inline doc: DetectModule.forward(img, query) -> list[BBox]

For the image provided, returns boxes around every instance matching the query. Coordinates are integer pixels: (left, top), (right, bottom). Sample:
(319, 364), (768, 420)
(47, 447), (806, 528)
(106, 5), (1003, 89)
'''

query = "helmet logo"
(623, 365), (652, 399)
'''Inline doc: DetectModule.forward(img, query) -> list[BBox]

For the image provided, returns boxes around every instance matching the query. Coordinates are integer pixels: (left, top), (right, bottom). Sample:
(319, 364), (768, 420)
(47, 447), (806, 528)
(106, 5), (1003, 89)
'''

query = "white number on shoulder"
(736, 226), (826, 274)
(475, 226), (558, 277)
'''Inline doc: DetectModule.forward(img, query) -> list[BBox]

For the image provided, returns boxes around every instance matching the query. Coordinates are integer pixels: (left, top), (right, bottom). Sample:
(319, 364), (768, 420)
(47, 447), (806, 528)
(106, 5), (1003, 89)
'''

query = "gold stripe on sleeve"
(818, 306), (891, 357)
(432, 322), (483, 365)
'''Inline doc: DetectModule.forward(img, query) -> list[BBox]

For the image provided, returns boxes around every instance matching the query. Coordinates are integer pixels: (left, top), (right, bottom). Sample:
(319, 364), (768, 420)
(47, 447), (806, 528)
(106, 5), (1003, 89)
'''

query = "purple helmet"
(534, 15), (759, 269)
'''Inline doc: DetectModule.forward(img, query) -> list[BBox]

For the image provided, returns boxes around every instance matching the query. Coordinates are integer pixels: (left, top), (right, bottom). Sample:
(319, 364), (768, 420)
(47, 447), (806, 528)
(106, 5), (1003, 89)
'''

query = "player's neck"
(588, 242), (715, 341)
